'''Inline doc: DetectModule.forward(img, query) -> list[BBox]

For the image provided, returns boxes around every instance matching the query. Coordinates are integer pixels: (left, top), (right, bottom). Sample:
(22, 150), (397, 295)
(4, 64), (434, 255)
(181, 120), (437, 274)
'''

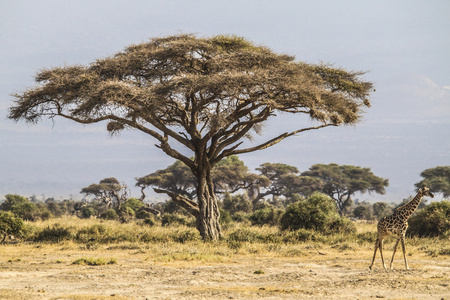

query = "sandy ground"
(0, 244), (449, 300)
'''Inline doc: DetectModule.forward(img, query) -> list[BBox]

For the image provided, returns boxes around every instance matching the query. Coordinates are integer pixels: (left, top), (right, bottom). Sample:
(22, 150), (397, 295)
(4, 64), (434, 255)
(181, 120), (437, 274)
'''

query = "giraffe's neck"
(395, 191), (424, 220)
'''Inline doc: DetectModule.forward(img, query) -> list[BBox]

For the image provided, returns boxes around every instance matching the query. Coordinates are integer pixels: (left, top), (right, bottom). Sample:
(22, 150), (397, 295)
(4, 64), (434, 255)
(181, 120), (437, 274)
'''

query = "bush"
(0, 211), (25, 242)
(407, 200), (450, 237)
(280, 192), (337, 231)
(219, 209), (233, 227)
(249, 206), (284, 226)
(100, 209), (119, 220)
(161, 213), (195, 227)
(135, 209), (152, 220)
(34, 225), (74, 243)
(81, 206), (97, 219)
(280, 192), (354, 234)
(232, 212), (250, 224)
(142, 217), (155, 226)
(121, 198), (144, 212)
(282, 229), (317, 243)
(118, 206), (135, 222)
(76, 224), (109, 243)
(222, 193), (253, 214)
(328, 217), (356, 235)
(227, 228), (259, 243)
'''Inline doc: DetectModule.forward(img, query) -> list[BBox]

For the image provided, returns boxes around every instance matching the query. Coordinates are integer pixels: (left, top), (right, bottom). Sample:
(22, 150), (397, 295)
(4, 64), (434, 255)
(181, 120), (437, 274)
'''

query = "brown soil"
(0, 244), (449, 299)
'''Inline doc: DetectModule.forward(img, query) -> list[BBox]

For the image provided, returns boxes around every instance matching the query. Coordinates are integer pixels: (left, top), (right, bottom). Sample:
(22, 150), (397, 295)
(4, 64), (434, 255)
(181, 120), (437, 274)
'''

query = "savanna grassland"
(1, 218), (449, 300)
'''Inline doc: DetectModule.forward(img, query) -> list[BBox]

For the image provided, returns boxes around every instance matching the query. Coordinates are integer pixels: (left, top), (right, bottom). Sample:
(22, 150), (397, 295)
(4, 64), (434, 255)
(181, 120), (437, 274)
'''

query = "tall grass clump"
(34, 224), (75, 243)
(72, 257), (117, 266)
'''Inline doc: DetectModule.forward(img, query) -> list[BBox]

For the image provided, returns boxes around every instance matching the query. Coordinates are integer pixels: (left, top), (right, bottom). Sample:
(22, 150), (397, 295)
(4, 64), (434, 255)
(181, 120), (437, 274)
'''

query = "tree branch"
(153, 188), (199, 217)
(225, 123), (336, 157)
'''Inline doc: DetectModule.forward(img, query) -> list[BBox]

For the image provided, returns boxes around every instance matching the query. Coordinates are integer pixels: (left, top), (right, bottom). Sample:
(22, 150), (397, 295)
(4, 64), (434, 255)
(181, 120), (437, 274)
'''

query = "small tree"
(9, 34), (373, 240)
(415, 166), (450, 199)
(81, 177), (129, 208)
(249, 163), (299, 204)
(301, 164), (388, 215)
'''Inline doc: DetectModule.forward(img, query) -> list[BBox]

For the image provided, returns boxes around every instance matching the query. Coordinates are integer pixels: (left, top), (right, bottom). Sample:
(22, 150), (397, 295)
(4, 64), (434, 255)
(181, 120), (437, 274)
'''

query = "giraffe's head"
(420, 186), (434, 198)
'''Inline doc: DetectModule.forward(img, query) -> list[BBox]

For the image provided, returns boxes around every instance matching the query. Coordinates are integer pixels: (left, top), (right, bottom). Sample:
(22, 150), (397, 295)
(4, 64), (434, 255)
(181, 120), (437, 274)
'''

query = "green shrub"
(219, 209), (233, 227)
(0, 211), (25, 242)
(232, 212), (251, 224)
(121, 198), (144, 212)
(142, 217), (155, 226)
(249, 207), (284, 226)
(171, 229), (201, 243)
(99, 209), (119, 220)
(135, 209), (152, 220)
(280, 192), (354, 235)
(282, 228), (317, 243)
(76, 224), (108, 243)
(222, 193), (253, 214)
(81, 206), (97, 219)
(280, 192), (336, 231)
(227, 228), (259, 243)
(161, 213), (195, 227)
(327, 217), (356, 235)
(407, 200), (450, 237)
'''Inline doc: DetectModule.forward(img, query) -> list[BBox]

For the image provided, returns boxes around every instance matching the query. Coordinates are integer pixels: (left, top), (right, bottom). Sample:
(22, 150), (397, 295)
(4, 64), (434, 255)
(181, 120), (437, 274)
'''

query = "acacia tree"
(80, 177), (129, 208)
(301, 163), (388, 215)
(415, 166), (450, 199)
(9, 34), (373, 240)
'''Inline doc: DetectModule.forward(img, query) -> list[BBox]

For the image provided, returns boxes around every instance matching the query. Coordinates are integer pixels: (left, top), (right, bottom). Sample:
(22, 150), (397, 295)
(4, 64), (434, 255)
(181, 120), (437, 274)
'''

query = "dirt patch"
(0, 244), (449, 299)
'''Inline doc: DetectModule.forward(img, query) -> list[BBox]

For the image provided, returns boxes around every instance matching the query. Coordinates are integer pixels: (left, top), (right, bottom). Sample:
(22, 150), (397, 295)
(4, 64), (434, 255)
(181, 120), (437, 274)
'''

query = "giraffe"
(369, 186), (434, 270)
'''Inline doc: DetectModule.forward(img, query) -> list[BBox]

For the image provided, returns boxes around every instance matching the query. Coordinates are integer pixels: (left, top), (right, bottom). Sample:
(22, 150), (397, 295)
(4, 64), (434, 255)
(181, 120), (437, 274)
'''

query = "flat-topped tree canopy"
(9, 34), (373, 240)
(9, 34), (372, 168)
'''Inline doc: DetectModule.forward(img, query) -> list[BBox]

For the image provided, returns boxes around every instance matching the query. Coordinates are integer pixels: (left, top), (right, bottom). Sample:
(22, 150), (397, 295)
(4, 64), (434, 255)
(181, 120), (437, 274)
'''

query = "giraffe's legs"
(369, 238), (387, 270)
(390, 238), (400, 269)
(369, 239), (378, 270)
(378, 239), (387, 270)
(401, 236), (409, 270)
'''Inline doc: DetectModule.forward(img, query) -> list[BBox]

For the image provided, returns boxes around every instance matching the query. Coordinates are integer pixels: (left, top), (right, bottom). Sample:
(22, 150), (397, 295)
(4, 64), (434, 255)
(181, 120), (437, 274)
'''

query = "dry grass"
(1, 218), (449, 299)
(7, 216), (448, 264)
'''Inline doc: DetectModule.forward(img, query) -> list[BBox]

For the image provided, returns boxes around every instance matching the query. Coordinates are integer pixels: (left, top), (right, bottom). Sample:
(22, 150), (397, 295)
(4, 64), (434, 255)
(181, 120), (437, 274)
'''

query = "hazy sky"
(1, 0), (449, 202)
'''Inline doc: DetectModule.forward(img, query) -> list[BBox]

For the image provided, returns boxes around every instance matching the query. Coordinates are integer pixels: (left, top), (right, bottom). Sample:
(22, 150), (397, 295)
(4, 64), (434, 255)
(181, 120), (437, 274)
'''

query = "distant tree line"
(1, 164), (449, 241)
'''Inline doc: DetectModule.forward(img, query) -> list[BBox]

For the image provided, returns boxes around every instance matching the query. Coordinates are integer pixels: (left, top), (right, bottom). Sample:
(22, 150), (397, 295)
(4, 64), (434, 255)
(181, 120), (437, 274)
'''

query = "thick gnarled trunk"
(195, 162), (222, 240)
(196, 178), (222, 240)
(153, 165), (222, 240)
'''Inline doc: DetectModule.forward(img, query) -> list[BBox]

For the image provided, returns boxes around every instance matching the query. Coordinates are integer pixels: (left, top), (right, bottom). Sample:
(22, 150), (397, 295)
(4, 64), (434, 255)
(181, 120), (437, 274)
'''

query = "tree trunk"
(153, 154), (223, 240)
(196, 169), (222, 240)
